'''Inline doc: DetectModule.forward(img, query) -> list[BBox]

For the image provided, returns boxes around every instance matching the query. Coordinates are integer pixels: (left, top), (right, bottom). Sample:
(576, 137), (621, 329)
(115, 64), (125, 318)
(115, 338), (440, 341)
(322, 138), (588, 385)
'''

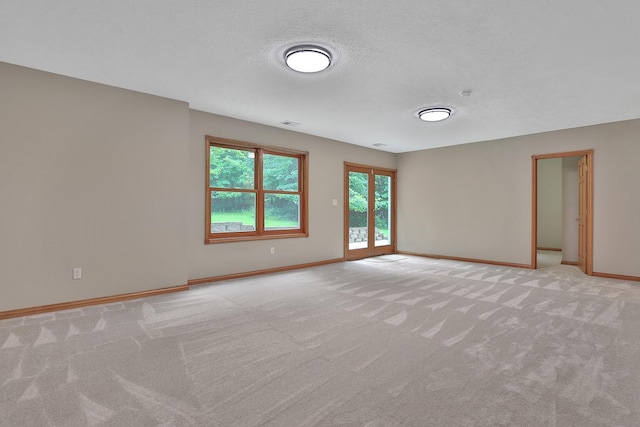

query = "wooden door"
(578, 156), (587, 272)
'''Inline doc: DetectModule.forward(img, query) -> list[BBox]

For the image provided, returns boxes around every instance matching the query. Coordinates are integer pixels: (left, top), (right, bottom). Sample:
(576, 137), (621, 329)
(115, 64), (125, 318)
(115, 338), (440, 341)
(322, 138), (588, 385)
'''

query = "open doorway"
(532, 150), (593, 274)
(536, 157), (563, 268)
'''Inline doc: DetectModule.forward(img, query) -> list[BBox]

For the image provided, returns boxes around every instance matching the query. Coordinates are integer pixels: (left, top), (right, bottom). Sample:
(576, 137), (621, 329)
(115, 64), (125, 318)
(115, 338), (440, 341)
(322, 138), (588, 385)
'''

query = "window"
(206, 136), (308, 243)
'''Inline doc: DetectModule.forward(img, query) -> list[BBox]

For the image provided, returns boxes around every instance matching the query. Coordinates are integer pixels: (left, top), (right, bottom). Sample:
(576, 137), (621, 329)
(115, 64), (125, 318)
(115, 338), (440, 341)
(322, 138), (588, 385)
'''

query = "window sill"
(206, 231), (309, 244)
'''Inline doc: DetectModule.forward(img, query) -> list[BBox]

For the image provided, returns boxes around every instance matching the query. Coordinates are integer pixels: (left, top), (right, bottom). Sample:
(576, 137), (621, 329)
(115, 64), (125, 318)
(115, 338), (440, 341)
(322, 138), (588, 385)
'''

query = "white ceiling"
(2, 1), (640, 153)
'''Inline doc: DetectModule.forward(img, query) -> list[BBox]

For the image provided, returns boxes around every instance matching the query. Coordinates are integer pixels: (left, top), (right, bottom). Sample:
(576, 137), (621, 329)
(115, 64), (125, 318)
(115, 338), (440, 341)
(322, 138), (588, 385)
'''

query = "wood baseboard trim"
(592, 271), (640, 282)
(0, 284), (190, 320)
(397, 251), (533, 269)
(188, 257), (345, 286)
(537, 247), (562, 252)
(561, 261), (579, 266)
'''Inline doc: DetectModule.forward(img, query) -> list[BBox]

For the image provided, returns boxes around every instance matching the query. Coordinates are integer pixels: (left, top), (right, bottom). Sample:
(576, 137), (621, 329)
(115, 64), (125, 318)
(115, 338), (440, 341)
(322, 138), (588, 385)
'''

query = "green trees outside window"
(348, 172), (390, 237)
(206, 136), (308, 243)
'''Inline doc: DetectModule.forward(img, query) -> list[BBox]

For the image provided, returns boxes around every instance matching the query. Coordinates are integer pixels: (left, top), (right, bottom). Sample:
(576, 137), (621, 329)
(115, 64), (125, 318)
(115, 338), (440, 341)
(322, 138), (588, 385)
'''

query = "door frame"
(531, 149), (594, 274)
(344, 162), (397, 260)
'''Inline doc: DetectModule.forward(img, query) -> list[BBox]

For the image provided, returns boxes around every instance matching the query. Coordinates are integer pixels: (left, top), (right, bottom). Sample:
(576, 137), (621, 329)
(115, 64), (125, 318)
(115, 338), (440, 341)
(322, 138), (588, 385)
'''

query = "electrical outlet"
(73, 268), (82, 280)
(270, 247), (275, 255)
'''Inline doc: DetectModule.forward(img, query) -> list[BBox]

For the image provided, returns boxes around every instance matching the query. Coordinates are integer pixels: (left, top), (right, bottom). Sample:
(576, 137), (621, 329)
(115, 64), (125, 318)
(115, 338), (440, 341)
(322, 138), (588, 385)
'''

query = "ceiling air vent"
(372, 143), (387, 147)
(280, 120), (301, 127)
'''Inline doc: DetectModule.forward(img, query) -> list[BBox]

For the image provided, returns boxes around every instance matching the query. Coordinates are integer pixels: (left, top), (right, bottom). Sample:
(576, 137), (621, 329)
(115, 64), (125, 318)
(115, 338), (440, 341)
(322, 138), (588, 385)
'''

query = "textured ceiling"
(2, 1), (640, 153)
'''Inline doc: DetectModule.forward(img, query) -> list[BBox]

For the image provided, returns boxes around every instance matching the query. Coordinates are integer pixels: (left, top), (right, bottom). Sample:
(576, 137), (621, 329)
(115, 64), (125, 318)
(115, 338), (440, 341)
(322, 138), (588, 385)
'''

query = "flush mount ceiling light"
(285, 46), (332, 73)
(418, 107), (452, 122)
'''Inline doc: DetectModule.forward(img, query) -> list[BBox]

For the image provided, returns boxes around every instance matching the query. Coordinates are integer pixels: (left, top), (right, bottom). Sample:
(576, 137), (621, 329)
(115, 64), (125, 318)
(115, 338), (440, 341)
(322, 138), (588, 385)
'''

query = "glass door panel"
(374, 174), (391, 247)
(348, 171), (369, 251)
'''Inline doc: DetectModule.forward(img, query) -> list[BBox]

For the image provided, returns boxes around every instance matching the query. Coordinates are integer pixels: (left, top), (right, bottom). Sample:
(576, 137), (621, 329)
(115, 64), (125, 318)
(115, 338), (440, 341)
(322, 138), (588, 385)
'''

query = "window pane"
(264, 193), (300, 230)
(210, 191), (256, 232)
(263, 154), (298, 191)
(209, 146), (255, 189)
(374, 174), (391, 247)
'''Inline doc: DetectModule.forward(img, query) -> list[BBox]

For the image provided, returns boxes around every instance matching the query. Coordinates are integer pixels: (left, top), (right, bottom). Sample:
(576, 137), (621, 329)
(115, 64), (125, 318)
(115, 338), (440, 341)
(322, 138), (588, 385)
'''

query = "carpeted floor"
(1, 255), (639, 426)
(536, 250), (563, 269)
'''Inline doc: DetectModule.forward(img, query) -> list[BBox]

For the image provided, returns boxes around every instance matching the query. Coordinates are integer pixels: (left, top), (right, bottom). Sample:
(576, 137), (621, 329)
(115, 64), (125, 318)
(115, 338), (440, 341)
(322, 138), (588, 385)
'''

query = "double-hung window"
(206, 136), (308, 243)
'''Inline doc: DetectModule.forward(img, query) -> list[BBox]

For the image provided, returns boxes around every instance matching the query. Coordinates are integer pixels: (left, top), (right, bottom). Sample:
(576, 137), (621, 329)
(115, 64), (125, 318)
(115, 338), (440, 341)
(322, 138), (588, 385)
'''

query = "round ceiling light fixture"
(285, 45), (332, 73)
(418, 107), (452, 122)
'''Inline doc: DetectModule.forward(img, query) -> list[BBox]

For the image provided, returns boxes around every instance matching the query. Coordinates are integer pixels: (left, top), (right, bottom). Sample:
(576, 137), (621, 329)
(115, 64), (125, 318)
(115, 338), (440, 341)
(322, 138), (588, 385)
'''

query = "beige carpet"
(1, 255), (639, 426)
(537, 250), (563, 269)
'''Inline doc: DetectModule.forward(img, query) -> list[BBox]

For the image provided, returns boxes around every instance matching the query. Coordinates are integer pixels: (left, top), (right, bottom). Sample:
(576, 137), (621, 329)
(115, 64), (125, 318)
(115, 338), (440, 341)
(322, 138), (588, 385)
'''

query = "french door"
(344, 163), (396, 260)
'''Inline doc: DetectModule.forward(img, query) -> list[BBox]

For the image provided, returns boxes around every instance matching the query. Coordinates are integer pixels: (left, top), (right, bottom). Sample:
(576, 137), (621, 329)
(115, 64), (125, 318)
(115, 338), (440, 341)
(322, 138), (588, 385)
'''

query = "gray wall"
(187, 110), (396, 281)
(397, 122), (640, 277)
(0, 62), (189, 311)
(537, 158), (563, 249)
(0, 62), (396, 311)
(3, 60), (640, 312)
